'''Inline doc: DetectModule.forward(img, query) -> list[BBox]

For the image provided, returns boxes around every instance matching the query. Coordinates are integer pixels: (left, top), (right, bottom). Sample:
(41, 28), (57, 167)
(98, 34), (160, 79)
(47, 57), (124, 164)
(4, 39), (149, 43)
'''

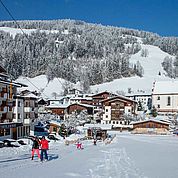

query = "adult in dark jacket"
(40, 136), (49, 161)
(31, 136), (40, 160)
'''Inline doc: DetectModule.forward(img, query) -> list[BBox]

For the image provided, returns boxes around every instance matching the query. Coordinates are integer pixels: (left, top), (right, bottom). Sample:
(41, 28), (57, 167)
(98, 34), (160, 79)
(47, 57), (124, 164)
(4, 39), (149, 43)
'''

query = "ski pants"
(41, 149), (48, 161)
(31, 148), (40, 158)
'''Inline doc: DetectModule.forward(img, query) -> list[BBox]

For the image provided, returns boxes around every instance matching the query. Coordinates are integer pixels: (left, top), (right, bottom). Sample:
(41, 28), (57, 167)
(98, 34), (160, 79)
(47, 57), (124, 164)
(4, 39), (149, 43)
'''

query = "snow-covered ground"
(0, 27), (59, 38)
(1, 132), (178, 178)
(16, 43), (176, 98)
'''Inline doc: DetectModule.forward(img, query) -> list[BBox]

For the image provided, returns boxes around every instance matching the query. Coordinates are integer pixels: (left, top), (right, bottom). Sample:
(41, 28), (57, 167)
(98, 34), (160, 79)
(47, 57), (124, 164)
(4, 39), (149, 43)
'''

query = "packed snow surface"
(0, 132), (178, 178)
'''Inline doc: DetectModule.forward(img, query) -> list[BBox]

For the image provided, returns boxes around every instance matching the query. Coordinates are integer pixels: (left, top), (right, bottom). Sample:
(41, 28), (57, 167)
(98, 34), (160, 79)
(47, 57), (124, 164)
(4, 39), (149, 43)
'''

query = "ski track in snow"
(89, 138), (147, 178)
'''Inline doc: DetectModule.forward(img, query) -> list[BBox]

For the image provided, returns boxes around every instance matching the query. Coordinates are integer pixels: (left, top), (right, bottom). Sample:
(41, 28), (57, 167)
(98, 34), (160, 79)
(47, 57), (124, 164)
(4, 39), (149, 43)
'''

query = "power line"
(0, 0), (65, 97)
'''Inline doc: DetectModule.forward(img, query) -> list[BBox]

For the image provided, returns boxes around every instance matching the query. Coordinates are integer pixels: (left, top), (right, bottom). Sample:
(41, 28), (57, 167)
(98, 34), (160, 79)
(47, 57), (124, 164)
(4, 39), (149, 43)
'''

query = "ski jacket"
(40, 139), (49, 150)
(32, 139), (40, 149)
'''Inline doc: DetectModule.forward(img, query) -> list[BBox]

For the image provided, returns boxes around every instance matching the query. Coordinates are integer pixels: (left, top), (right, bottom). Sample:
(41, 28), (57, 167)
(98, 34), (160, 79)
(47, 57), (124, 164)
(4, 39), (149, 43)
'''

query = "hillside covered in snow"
(0, 20), (178, 97)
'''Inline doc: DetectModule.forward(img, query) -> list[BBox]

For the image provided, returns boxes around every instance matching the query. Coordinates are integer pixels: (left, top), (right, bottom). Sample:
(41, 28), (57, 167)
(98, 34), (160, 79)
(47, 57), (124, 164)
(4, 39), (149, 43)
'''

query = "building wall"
(152, 94), (178, 113)
(68, 105), (88, 114)
(133, 121), (169, 130)
(51, 108), (65, 115)
(103, 106), (111, 121)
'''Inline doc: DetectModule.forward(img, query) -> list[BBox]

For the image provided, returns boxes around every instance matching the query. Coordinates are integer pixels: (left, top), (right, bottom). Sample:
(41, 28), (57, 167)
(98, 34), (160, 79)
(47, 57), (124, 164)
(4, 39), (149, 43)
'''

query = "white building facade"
(152, 81), (178, 114)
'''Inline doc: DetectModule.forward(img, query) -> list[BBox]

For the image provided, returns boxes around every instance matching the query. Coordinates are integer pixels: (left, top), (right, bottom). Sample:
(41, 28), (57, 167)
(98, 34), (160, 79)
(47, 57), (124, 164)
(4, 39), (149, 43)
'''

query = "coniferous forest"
(0, 19), (178, 89)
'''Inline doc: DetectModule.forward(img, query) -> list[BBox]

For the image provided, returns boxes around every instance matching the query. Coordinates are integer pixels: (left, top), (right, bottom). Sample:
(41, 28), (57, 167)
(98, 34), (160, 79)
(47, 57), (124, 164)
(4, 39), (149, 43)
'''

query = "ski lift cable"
(0, 0), (65, 92)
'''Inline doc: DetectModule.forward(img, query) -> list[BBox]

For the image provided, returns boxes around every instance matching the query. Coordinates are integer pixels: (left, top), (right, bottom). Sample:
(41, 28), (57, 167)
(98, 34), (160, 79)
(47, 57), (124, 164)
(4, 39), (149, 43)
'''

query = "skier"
(31, 136), (40, 160)
(40, 136), (49, 162)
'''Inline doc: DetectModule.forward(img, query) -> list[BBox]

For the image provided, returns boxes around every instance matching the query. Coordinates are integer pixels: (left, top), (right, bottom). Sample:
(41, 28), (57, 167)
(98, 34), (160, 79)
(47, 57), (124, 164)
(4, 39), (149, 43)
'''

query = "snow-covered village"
(1, 1), (178, 178)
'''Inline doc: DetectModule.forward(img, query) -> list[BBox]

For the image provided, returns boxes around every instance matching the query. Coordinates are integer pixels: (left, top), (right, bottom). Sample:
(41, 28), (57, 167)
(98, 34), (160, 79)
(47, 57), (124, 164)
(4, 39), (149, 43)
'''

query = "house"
(83, 124), (112, 140)
(126, 92), (152, 111)
(22, 92), (39, 134)
(91, 91), (117, 121)
(68, 88), (83, 95)
(45, 104), (69, 120)
(48, 120), (61, 134)
(152, 81), (178, 115)
(70, 95), (93, 105)
(131, 119), (170, 135)
(101, 95), (137, 129)
(0, 66), (25, 140)
(13, 95), (25, 139)
(38, 98), (48, 114)
(67, 103), (93, 115)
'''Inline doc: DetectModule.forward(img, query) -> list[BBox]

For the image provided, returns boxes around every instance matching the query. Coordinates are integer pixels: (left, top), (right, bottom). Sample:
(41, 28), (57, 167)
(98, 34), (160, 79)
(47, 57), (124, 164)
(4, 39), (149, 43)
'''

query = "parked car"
(47, 134), (59, 141)
(17, 140), (27, 145)
(3, 139), (20, 147)
(0, 141), (4, 148)
(173, 129), (178, 135)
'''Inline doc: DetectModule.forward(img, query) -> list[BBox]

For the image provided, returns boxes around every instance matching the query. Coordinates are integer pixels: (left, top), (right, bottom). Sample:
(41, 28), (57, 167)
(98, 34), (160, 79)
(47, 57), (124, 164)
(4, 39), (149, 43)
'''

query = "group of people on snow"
(31, 136), (49, 162)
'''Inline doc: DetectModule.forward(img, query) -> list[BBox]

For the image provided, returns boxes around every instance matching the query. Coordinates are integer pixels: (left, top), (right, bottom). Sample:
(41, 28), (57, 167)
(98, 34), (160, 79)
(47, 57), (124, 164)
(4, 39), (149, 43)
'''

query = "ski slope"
(15, 43), (176, 98)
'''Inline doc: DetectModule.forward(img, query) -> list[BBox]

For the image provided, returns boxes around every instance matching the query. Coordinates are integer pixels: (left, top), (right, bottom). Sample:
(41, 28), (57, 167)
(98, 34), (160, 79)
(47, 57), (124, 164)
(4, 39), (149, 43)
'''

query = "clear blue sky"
(0, 0), (178, 37)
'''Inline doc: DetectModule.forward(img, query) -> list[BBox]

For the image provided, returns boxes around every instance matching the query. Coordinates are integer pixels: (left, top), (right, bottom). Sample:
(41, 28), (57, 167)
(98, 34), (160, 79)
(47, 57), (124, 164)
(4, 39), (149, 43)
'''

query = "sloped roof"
(101, 95), (137, 103)
(46, 103), (69, 109)
(131, 119), (169, 125)
(68, 103), (94, 108)
(83, 124), (112, 130)
(153, 81), (178, 95)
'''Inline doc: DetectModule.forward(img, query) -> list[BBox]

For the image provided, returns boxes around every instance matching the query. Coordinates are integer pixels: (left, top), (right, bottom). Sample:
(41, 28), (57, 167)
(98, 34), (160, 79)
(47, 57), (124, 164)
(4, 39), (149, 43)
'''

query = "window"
(157, 104), (160, 108)
(4, 129), (10, 136)
(106, 115), (108, 118)
(18, 113), (21, 119)
(106, 109), (108, 112)
(167, 96), (171, 106)
(106, 121), (108, 124)
(113, 121), (115, 124)
(18, 101), (21, 107)
(157, 96), (160, 100)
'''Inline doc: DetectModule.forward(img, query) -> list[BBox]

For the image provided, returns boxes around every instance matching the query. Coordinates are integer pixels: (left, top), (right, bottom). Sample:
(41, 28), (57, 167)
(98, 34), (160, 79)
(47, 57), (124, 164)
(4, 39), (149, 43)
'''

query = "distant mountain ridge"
(0, 19), (178, 93)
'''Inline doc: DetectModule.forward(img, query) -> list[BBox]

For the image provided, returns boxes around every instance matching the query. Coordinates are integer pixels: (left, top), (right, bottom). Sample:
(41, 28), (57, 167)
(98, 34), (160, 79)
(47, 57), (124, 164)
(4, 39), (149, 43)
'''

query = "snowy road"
(1, 133), (178, 178)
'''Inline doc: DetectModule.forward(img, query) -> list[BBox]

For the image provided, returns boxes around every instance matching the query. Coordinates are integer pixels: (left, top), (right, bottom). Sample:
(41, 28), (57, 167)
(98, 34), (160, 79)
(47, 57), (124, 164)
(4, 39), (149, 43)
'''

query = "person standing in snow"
(31, 136), (41, 160)
(76, 141), (83, 150)
(93, 139), (97, 145)
(40, 136), (49, 161)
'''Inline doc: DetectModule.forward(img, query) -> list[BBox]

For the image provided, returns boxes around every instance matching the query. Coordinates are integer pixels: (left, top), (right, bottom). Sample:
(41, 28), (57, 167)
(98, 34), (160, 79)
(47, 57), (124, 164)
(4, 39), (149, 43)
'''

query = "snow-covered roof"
(126, 92), (152, 97)
(49, 120), (61, 126)
(102, 95), (137, 103)
(131, 119), (169, 125)
(23, 93), (39, 99)
(153, 80), (178, 95)
(69, 103), (94, 108)
(83, 124), (112, 130)
(70, 96), (92, 100)
(46, 103), (69, 109)
(0, 80), (22, 87)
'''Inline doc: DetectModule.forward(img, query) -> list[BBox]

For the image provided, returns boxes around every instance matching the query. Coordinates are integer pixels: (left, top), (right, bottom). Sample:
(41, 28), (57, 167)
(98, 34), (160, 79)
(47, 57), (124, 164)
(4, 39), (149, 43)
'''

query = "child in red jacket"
(40, 136), (49, 161)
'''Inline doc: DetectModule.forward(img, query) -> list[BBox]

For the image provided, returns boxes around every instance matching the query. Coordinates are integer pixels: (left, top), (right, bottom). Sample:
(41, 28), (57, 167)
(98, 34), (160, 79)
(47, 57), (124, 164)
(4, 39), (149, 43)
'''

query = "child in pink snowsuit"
(76, 141), (82, 149)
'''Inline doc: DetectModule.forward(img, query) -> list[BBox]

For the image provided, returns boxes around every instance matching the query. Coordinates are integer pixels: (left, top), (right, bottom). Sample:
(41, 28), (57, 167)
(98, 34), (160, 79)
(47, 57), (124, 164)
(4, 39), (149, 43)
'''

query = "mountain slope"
(16, 44), (174, 98)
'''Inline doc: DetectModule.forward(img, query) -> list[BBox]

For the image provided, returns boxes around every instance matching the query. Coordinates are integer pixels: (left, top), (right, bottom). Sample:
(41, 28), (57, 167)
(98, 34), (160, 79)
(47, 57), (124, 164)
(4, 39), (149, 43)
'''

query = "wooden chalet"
(45, 104), (69, 120)
(83, 124), (112, 140)
(131, 119), (170, 135)
(67, 103), (93, 115)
